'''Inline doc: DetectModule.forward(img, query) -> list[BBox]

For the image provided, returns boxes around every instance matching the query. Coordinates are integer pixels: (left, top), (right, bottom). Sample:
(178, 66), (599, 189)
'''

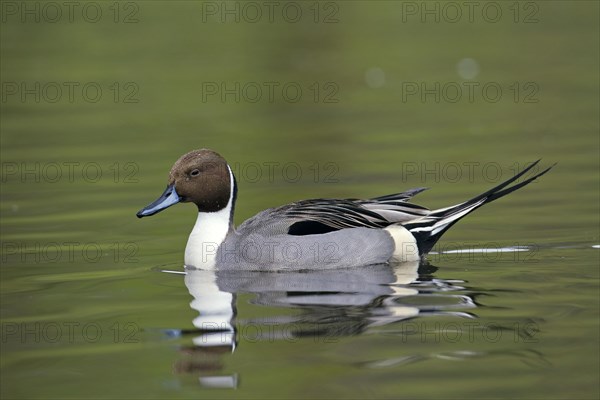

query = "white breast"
(184, 207), (232, 269)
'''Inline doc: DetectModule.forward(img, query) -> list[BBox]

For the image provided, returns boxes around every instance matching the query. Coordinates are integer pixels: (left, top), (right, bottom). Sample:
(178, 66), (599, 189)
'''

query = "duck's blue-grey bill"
(136, 184), (180, 218)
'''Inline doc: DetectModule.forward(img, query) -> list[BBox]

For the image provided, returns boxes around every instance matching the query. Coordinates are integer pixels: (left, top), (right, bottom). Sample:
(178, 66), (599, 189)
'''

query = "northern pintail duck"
(137, 149), (553, 270)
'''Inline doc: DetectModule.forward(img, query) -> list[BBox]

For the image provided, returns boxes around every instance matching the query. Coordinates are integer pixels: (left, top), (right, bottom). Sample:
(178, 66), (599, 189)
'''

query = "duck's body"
(137, 149), (553, 270)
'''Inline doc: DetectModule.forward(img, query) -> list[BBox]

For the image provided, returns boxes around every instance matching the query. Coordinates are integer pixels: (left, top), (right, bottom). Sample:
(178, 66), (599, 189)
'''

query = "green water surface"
(1, 1), (599, 399)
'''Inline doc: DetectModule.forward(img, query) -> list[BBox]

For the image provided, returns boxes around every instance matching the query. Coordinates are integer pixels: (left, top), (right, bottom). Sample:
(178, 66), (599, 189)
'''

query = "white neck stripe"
(184, 165), (235, 269)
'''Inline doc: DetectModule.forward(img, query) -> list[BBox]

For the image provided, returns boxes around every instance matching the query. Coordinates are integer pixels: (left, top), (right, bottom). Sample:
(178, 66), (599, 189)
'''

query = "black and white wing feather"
(279, 187), (431, 235)
(237, 161), (554, 257)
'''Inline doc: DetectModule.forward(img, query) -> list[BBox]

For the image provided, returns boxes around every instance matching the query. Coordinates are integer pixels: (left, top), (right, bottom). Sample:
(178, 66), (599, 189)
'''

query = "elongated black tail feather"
(405, 160), (555, 255)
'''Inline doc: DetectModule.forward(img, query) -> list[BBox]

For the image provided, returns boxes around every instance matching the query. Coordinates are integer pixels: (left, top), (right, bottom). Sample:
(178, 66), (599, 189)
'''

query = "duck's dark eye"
(190, 169), (200, 177)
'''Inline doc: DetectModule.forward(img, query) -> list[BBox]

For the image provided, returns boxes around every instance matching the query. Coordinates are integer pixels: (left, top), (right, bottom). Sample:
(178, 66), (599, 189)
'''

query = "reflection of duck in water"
(175, 261), (477, 387)
(171, 269), (237, 389)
